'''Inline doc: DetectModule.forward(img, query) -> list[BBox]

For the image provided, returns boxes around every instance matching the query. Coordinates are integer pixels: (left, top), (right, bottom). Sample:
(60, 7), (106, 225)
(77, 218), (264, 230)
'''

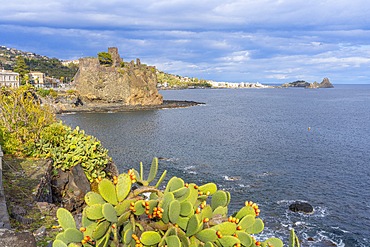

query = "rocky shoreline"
(56, 99), (205, 114)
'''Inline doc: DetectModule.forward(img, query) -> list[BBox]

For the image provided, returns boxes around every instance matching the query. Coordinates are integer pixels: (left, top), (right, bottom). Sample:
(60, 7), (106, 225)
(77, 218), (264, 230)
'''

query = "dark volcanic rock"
(289, 201), (314, 214)
(51, 165), (90, 213)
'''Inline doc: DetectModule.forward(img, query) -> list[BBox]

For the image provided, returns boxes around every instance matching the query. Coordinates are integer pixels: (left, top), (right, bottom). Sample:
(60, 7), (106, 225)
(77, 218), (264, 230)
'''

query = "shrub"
(0, 85), (55, 154)
(98, 52), (113, 66)
(51, 158), (299, 247)
(37, 88), (51, 97)
(31, 122), (112, 182)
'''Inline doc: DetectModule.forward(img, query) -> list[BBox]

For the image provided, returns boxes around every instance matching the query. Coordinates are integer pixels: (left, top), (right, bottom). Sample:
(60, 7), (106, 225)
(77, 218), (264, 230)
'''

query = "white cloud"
(1, 1), (370, 83)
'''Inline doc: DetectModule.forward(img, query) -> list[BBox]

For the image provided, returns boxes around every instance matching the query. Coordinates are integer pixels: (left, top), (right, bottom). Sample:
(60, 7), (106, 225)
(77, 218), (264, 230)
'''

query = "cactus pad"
(246, 218), (264, 234)
(213, 221), (237, 235)
(64, 228), (84, 243)
(264, 237), (284, 247)
(123, 228), (133, 244)
(52, 240), (68, 247)
(169, 200), (181, 223)
(147, 157), (158, 183)
(85, 191), (105, 206)
(186, 214), (202, 237)
(140, 231), (162, 246)
(166, 176), (185, 192)
(92, 220), (110, 240)
(180, 201), (194, 217)
(98, 178), (118, 205)
(115, 199), (135, 215)
(155, 170), (167, 188)
(218, 235), (240, 246)
(212, 206), (228, 217)
(238, 215), (255, 230)
(235, 206), (256, 219)
(195, 228), (218, 243)
(235, 231), (252, 246)
(85, 204), (104, 220)
(204, 242), (215, 247)
(133, 200), (145, 215)
(57, 208), (76, 230)
(165, 235), (182, 247)
(116, 173), (131, 202)
(198, 183), (217, 195)
(211, 190), (228, 210)
(102, 203), (118, 223)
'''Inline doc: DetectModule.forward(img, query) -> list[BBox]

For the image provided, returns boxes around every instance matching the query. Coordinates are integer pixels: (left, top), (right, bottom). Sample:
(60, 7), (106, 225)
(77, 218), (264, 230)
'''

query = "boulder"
(51, 164), (90, 213)
(0, 228), (37, 247)
(289, 201), (314, 214)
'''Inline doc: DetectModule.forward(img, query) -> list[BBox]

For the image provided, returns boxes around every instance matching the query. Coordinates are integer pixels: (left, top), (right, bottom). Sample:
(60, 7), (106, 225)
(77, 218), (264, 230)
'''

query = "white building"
(0, 70), (20, 88)
(29, 71), (46, 87)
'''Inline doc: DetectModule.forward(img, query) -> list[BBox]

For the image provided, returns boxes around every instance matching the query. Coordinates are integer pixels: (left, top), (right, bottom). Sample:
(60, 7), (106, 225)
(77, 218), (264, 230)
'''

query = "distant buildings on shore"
(208, 81), (272, 88)
(0, 69), (61, 88)
(0, 69), (19, 88)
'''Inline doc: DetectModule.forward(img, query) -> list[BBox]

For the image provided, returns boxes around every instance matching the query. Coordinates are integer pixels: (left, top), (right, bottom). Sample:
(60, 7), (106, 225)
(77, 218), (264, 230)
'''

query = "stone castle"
(74, 47), (163, 105)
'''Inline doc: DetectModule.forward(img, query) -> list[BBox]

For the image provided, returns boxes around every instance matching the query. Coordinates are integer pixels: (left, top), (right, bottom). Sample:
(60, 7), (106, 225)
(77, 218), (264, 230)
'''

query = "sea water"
(60, 85), (370, 246)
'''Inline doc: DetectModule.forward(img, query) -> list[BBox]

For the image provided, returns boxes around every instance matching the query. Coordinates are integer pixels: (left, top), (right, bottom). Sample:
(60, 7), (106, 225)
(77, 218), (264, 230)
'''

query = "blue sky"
(1, 0), (370, 84)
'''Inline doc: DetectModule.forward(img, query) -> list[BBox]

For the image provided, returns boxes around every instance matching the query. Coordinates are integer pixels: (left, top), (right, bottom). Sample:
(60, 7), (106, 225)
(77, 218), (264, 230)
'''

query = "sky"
(1, 0), (370, 84)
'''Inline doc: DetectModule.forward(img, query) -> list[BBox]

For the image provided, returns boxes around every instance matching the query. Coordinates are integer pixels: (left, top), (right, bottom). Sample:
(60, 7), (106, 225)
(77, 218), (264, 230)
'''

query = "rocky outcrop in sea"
(282, 78), (334, 89)
(73, 47), (163, 106)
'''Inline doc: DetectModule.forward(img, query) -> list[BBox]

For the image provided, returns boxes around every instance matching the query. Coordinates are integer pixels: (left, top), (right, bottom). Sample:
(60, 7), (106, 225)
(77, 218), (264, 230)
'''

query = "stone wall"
(74, 48), (163, 105)
(0, 145), (11, 229)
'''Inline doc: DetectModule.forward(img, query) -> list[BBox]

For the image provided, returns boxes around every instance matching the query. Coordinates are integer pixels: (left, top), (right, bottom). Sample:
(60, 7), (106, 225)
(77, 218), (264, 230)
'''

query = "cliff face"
(74, 48), (163, 105)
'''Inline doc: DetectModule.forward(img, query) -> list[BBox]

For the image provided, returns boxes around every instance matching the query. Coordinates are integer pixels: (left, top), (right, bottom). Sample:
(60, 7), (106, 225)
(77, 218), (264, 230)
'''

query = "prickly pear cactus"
(52, 157), (297, 247)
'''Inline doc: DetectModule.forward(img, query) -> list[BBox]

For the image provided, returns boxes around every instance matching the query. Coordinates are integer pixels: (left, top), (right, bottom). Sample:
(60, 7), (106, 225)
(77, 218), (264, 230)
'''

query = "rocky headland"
(282, 77), (334, 89)
(74, 47), (163, 105)
(47, 47), (203, 113)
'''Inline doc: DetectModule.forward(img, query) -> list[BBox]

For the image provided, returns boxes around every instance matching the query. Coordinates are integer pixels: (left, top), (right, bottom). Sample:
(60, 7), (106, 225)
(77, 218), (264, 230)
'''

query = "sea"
(60, 84), (370, 246)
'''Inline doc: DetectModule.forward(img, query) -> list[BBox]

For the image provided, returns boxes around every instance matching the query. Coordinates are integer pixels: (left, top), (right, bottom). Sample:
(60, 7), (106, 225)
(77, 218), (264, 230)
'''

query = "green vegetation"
(157, 71), (212, 88)
(0, 85), (55, 154)
(13, 56), (30, 85)
(98, 52), (113, 66)
(26, 58), (78, 83)
(31, 122), (112, 182)
(52, 158), (298, 247)
(37, 88), (58, 98)
(0, 86), (111, 181)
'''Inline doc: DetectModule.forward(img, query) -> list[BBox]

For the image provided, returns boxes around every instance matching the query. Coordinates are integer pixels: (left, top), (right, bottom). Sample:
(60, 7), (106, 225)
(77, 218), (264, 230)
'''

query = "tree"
(13, 56), (29, 85)
(98, 52), (113, 66)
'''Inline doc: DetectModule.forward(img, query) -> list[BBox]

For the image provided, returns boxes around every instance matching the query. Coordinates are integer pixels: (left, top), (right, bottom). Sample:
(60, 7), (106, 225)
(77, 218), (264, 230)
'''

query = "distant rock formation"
(319, 77), (334, 88)
(282, 80), (311, 88)
(74, 47), (163, 105)
(282, 78), (334, 89)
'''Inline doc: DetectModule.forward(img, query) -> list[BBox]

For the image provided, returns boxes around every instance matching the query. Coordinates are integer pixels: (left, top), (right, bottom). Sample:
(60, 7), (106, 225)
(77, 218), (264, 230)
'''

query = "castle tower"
(108, 47), (123, 67)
